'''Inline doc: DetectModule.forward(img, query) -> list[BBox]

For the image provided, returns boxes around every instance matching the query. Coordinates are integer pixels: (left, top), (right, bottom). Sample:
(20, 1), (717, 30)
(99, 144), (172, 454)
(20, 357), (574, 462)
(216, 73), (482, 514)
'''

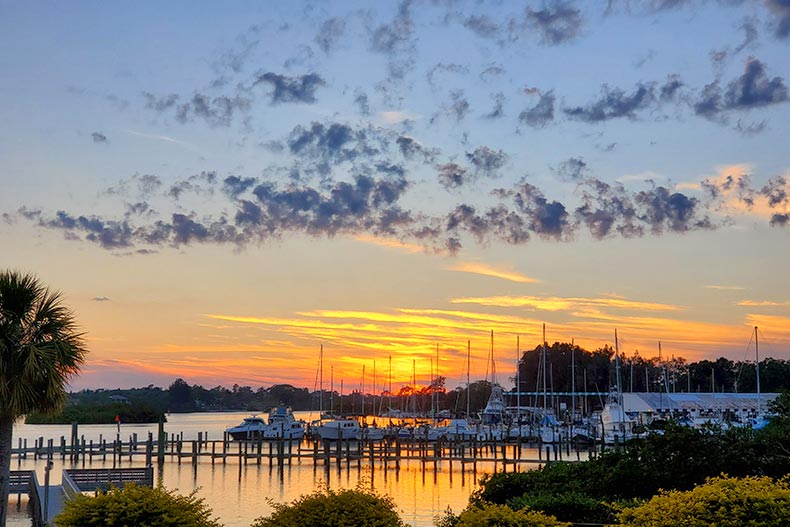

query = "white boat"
(226, 416), (267, 440)
(316, 418), (361, 440)
(429, 419), (479, 441)
(262, 405), (305, 440)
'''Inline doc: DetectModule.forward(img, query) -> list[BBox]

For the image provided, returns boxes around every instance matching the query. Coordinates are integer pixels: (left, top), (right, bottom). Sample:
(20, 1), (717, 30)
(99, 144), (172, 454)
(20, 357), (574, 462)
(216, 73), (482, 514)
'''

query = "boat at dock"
(226, 405), (305, 440)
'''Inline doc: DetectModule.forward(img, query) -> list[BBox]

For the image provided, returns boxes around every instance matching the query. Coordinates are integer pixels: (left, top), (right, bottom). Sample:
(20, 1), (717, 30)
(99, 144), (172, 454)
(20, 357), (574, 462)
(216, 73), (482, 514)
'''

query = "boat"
(315, 417), (361, 440)
(597, 330), (636, 444)
(428, 418), (479, 441)
(263, 404), (306, 440)
(226, 416), (267, 440)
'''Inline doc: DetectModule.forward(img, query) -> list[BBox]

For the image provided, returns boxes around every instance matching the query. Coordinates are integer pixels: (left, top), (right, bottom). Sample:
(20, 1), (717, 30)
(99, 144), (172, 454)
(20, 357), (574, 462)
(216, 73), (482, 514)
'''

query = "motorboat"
(316, 418), (361, 440)
(263, 404), (305, 440)
(226, 416), (267, 440)
(429, 419), (479, 441)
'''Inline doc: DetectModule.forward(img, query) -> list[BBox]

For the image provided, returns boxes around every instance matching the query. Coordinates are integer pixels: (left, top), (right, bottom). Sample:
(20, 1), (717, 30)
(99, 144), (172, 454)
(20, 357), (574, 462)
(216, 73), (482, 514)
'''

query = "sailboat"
(598, 329), (636, 445)
(537, 324), (565, 444)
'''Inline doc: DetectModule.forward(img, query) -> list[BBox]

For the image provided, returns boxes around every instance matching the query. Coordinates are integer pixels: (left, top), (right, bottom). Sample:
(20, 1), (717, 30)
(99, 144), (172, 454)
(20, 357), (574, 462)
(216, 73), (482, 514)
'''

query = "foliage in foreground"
(508, 491), (616, 524)
(618, 475), (790, 527)
(54, 483), (222, 527)
(436, 502), (570, 527)
(252, 486), (406, 527)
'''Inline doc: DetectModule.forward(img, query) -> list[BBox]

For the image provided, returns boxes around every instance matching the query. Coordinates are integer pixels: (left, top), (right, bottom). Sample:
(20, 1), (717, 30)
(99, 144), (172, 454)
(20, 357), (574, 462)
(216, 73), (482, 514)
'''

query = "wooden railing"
(62, 467), (154, 492)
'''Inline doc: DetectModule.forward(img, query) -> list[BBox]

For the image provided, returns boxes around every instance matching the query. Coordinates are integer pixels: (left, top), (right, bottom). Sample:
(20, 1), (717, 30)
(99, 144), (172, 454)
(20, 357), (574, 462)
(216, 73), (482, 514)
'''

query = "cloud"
(175, 93), (251, 127)
(553, 157), (589, 181)
(694, 57), (788, 118)
(524, 3), (584, 45)
(444, 262), (540, 283)
(463, 14), (501, 39)
(125, 130), (199, 153)
(519, 91), (555, 127)
(484, 92), (506, 119)
(253, 72), (326, 104)
(426, 63), (469, 88)
(765, 0), (790, 40)
(737, 300), (790, 307)
(369, 0), (416, 82)
(92, 296), (111, 302)
(704, 285), (747, 291)
(436, 162), (469, 189)
(465, 146), (509, 179)
(431, 90), (470, 123)
(91, 132), (108, 143)
(315, 17), (346, 53)
(449, 294), (680, 312)
(565, 83), (655, 122)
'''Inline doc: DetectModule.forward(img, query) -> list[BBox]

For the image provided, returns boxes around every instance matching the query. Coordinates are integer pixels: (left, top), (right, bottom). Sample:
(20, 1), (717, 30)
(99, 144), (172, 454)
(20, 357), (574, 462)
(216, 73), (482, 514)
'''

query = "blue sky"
(1, 0), (789, 390)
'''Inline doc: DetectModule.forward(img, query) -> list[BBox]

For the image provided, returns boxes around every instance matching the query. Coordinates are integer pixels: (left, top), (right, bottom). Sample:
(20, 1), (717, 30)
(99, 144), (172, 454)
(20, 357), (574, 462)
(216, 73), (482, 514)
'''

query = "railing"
(8, 470), (34, 493)
(61, 470), (81, 501)
(63, 467), (154, 492)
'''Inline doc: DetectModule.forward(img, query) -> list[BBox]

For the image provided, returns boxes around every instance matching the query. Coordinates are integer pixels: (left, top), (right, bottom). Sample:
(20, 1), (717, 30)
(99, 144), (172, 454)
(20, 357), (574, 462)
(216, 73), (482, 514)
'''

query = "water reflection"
(8, 412), (589, 527)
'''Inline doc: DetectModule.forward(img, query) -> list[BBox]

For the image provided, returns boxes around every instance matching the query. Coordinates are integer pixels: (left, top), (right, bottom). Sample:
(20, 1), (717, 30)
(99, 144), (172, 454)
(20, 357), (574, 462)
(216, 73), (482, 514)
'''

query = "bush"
(436, 502), (569, 527)
(55, 483), (222, 527)
(508, 491), (616, 524)
(252, 487), (405, 527)
(618, 475), (790, 527)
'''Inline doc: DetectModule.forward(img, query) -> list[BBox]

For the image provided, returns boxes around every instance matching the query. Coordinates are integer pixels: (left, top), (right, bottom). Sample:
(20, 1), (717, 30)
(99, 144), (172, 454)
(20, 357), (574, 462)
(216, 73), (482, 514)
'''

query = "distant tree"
(0, 271), (87, 527)
(55, 484), (222, 527)
(618, 475), (790, 527)
(251, 487), (405, 527)
(168, 378), (195, 412)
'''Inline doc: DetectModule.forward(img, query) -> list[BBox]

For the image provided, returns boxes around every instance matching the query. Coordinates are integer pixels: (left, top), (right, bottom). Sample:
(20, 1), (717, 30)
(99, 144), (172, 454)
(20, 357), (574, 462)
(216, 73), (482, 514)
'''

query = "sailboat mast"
(615, 329), (624, 421)
(516, 335), (520, 418)
(466, 339), (471, 419)
(571, 338), (576, 422)
(330, 365), (334, 416)
(542, 323), (547, 412)
(755, 326), (761, 414)
(319, 344), (324, 415)
(361, 364), (365, 416)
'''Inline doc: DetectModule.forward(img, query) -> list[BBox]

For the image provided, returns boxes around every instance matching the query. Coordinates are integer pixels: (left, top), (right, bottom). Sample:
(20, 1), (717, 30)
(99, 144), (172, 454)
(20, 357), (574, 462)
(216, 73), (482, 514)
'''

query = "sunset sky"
(1, 1), (789, 392)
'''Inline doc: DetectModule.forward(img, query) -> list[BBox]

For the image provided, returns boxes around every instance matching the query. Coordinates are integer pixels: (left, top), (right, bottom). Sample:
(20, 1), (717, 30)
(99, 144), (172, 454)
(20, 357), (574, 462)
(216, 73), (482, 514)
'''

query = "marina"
(5, 412), (595, 527)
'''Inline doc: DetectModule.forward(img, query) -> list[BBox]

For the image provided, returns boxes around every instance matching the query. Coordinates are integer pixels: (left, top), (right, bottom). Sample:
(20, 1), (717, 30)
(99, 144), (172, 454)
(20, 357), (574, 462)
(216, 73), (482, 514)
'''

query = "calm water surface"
(7, 412), (580, 527)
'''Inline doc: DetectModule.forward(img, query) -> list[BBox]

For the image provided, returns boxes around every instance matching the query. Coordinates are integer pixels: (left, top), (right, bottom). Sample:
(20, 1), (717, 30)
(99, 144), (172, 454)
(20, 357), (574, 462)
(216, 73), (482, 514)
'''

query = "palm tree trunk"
(0, 415), (15, 527)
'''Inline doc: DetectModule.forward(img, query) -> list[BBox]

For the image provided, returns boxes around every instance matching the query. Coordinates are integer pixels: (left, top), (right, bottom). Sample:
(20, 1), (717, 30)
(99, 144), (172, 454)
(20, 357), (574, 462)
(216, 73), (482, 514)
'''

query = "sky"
(1, 0), (789, 392)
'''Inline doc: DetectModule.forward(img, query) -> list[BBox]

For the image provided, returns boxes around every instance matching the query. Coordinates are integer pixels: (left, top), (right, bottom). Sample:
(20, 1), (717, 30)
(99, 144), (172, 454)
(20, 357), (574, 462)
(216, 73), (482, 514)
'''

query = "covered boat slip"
(621, 392), (778, 420)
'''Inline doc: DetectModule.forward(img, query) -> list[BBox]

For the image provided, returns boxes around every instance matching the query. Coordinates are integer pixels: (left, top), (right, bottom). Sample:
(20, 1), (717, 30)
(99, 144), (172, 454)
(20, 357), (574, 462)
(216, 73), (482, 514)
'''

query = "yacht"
(263, 404), (306, 440)
(226, 416), (267, 440)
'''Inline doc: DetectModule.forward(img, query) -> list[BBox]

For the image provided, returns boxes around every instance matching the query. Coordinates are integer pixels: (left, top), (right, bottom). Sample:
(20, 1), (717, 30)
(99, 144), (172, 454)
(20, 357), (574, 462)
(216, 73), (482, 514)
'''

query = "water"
(6, 412), (581, 527)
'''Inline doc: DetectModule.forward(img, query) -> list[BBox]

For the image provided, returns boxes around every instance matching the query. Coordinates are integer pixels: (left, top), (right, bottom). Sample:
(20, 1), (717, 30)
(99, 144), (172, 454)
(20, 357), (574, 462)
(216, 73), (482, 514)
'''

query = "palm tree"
(0, 271), (86, 526)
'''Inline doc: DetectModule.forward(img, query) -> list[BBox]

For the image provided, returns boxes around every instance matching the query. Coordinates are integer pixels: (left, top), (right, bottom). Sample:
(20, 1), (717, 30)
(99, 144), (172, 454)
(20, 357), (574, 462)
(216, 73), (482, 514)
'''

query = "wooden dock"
(11, 430), (591, 475)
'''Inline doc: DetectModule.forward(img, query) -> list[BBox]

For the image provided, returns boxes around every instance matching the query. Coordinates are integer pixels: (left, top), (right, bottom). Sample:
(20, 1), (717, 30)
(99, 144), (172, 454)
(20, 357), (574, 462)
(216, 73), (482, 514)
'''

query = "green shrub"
(618, 475), (790, 527)
(252, 487), (405, 527)
(436, 502), (569, 527)
(55, 483), (222, 527)
(508, 491), (616, 524)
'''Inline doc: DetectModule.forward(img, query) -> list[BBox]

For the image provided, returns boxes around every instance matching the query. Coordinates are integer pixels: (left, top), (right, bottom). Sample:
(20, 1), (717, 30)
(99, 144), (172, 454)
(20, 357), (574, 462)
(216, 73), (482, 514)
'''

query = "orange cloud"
(444, 262), (540, 283)
(738, 300), (790, 307)
(450, 295), (680, 312)
(352, 234), (426, 254)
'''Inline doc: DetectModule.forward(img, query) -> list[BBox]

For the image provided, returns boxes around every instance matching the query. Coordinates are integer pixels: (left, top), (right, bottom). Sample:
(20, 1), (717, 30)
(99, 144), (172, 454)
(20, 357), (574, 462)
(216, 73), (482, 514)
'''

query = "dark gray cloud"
(634, 187), (712, 234)
(222, 175), (258, 198)
(761, 175), (788, 207)
(694, 57), (787, 118)
(167, 172), (218, 200)
(484, 92), (506, 119)
(92, 296), (111, 302)
(463, 14), (501, 39)
(315, 17), (346, 53)
(175, 93), (251, 127)
(369, 0), (416, 82)
(524, 3), (584, 45)
(512, 182), (572, 239)
(766, 0), (790, 40)
(436, 162), (469, 189)
(734, 17), (759, 53)
(44, 211), (135, 249)
(253, 72), (326, 104)
(287, 122), (379, 165)
(565, 83), (655, 122)
(659, 75), (684, 101)
(519, 91), (555, 127)
(426, 63), (469, 88)
(466, 146), (508, 178)
(770, 213), (789, 226)
(125, 202), (151, 216)
(480, 64), (506, 80)
(553, 157), (589, 181)
(354, 89), (370, 116)
(396, 135), (438, 162)
(142, 92), (179, 112)
(91, 132), (108, 143)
